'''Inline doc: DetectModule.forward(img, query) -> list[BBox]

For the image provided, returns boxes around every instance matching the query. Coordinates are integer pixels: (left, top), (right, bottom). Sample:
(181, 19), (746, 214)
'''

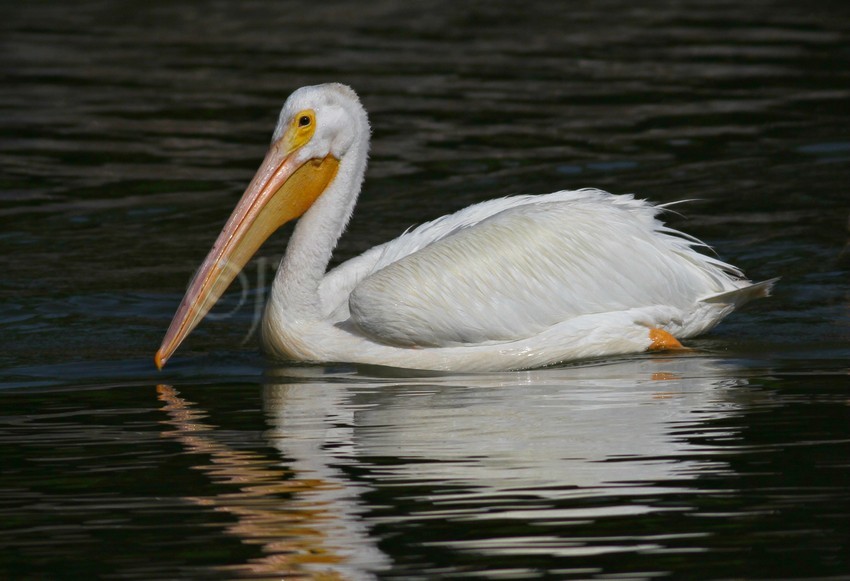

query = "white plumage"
(156, 83), (774, 372)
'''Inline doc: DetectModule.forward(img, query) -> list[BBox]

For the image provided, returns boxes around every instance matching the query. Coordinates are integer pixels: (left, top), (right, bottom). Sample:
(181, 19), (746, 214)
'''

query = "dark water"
(2, 0), (849, 578)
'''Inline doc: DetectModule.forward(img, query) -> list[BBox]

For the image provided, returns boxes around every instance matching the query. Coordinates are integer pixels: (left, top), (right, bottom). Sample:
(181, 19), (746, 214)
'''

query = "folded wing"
(341, 189), (748, 347)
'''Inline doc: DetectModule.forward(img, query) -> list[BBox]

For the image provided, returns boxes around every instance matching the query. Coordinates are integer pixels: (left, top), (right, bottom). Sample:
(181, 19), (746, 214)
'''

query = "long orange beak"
(155, 133), (339, 370)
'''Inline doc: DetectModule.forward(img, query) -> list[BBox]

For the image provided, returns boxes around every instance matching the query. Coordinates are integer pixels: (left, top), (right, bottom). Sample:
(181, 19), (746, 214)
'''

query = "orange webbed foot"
(648, 328), (688, 352)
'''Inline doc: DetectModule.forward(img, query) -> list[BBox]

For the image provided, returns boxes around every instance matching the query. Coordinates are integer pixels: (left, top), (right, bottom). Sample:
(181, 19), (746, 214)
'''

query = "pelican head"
(155, 83), (369, 369)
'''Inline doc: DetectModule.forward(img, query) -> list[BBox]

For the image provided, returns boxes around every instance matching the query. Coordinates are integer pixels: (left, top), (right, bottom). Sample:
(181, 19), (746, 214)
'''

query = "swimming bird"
(155, 83), (773, 372)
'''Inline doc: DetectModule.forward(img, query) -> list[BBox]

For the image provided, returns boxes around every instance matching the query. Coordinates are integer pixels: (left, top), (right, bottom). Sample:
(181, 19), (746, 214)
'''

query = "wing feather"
(319, 192), (558, 318)
(343, 189), (746, 347)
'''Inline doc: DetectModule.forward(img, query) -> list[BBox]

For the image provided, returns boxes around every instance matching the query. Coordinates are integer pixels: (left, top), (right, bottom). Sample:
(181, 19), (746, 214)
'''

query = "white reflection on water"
(158, 383), (390, 580)
(253, 354), (749, 574)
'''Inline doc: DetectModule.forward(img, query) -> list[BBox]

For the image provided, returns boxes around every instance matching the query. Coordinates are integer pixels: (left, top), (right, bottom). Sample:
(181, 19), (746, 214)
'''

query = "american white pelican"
(155, 83), (774, 372)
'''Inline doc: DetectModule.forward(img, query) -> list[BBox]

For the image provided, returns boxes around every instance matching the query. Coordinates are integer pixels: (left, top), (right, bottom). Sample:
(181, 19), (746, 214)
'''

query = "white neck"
(267, 129), (369, 325)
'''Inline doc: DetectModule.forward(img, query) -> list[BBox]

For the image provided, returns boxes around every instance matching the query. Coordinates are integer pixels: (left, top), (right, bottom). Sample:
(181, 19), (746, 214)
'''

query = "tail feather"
(701, 277), (779, 307)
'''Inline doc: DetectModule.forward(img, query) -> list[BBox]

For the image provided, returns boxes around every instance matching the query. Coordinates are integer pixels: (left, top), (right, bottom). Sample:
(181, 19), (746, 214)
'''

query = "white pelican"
(155, 83), (774, 372)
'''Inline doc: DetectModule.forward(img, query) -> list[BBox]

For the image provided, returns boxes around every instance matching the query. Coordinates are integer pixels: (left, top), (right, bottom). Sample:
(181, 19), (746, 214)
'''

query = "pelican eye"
(288, 110), (316, 147)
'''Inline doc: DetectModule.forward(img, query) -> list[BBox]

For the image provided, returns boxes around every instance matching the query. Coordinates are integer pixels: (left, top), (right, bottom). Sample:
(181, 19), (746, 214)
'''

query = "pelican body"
(156, 83), (773, 372)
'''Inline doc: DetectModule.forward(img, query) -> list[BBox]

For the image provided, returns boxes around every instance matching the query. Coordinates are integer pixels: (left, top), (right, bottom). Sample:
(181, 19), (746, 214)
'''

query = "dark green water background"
(2, 1), (849, 578)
